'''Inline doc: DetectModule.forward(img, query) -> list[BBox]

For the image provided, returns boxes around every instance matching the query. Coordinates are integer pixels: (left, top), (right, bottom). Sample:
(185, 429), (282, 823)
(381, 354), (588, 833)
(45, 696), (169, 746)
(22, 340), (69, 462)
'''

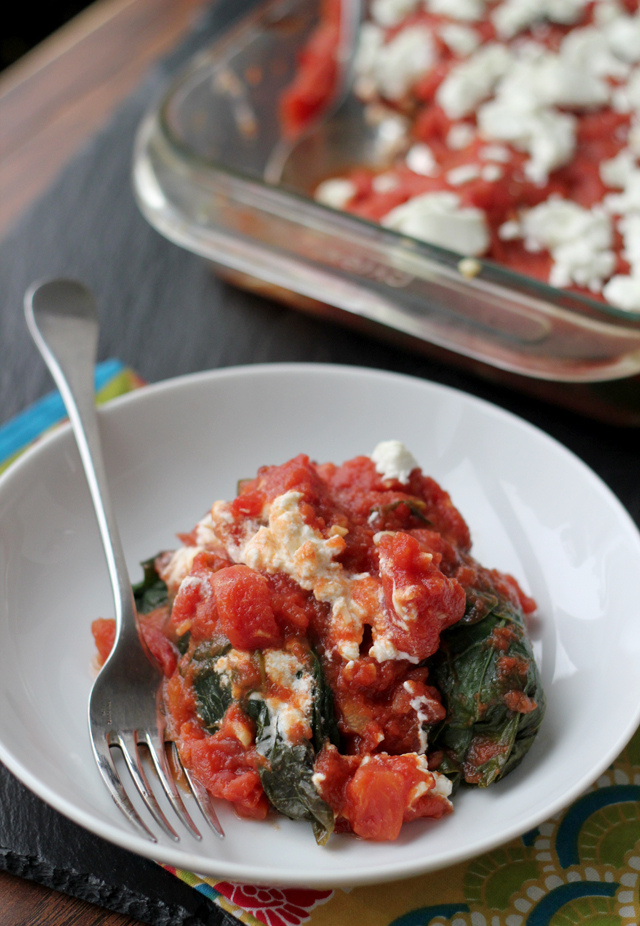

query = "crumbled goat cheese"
(492, 0), (590, 40)
(406, 143), (438, 176)
(371, 0), (421, 27)
(446, 122), (476, 150)
(594, 0), (625, 27)
(479, 144), (511, 162)
(481, 164), (504, 181)
(520, 198), (615, 291)
(382, 191), (490, 256)
(604, 171), (640, 214)
(314, 178), (357, 209)
(438, 23), (481, 57)
(611, 68), (640, 114)
(437, 43), (514, 120)
(370, 25), (437, 101)
(560, 25), (630, 81)
(477, 54), (578, 184)
(619, 212), (640, 274)
(371, 439), (419, 483)
(426, 0), (485, 21)
(372, 172), (401, 192)
(368, 637), (419, 663)
(602, 274), (640, 311)
(600, 149), (638, 189)
(447, 163), (481, 185)
(406, 755), (453, 808)
(605, 12), (640, 64)
(498, 219), (522, 240)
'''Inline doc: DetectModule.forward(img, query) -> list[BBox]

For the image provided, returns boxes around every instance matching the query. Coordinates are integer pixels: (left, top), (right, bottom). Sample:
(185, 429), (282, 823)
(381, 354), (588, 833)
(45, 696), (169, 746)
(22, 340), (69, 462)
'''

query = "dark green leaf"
(132, 557), (169, 614)
(193, 669), (233, 734)
(429, 582), (545, 788)
(190, 642), (233, 733)
(249, 696), (335, 845)
(310, 649), (340, 752)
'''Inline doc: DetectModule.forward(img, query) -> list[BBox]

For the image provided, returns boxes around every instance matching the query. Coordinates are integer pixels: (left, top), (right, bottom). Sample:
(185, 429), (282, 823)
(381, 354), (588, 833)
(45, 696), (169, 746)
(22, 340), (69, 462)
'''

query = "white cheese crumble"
(368, 637), (420, 663)
(438, 23), (481, 57)
(372, 172), (401, 192)
(481, 164), (504, 182)
(602, 274), (640, 311)
(477, 66), (578, 184)
(381, 191), (490, 256)
(600, 149), (638, 189)
(479, 144), (511, 162)
(446, 122), (476, 150)
(492, 0), (589, 39)
(404, 681), (434, 753)
(426, 0), (485, 21)
(520, 198), (616, 291)
(436, 43), (514, 120)
(314, 178), (357, 209)
(371, 439), (419, 484)
(447, 163), (481, 185)
(605, 12), (640, 64)
(368, 24), (437, 101)
(408, 755), (453, 806)
(370, 0), (421, 27)
(406, 143), (438, 176)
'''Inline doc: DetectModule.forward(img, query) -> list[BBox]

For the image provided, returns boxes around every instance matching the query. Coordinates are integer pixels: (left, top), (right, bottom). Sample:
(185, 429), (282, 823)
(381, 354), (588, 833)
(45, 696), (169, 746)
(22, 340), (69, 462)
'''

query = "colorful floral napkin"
(4, 362), (640, 926)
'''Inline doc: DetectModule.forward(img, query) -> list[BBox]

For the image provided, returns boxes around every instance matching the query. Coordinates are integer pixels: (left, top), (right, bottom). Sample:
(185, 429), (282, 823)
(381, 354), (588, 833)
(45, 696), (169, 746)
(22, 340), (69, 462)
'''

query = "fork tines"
(92, 732), (224, 843)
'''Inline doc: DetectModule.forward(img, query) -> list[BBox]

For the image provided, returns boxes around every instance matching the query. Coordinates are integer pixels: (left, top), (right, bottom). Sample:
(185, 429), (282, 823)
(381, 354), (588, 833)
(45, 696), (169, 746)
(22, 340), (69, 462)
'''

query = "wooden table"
(0, 1), (210, 921)
(0, 0), (211, 240)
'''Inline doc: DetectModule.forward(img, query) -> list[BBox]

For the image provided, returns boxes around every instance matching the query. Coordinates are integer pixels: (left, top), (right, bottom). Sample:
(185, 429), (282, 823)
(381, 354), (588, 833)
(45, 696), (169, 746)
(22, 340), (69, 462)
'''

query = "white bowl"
(1, 363), (639, 888)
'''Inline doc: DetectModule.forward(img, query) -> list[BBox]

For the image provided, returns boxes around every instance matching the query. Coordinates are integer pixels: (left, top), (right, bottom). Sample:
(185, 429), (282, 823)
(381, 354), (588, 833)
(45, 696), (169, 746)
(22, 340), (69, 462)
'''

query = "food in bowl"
(92, 442), (544, 842)
(282, 0), (640, 312)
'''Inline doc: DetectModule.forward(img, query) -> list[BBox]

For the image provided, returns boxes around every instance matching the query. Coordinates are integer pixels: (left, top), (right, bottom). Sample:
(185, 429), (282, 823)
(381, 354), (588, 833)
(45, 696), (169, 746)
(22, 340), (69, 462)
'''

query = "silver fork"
(25, 278), (224, 843)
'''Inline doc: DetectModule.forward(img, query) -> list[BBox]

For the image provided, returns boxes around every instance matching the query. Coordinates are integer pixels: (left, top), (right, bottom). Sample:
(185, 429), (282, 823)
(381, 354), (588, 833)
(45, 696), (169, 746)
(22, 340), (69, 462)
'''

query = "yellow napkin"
(168, 725), (640, 926)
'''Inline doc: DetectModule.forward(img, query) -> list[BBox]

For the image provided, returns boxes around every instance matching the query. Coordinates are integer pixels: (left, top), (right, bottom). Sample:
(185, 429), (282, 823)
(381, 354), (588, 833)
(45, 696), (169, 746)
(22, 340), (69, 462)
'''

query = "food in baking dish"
(92, 442), (544, 842)
(282, 0), (640, 312)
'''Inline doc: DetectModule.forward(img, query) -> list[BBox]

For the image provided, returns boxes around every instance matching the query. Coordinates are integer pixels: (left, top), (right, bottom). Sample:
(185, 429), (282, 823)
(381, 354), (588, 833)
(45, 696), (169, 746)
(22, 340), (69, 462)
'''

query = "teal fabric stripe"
(0, 358), (125, 463)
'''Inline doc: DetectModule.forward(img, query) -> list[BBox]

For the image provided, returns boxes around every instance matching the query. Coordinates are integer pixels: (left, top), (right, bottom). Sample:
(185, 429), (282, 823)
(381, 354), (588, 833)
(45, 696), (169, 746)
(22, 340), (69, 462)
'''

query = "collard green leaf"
(310, 648), (340, 752)
(132, 557), (169, 614)
(429, 583), (545, 788)
(247, 695), (335, 845)
(190, 642), (233, 734)
(193, 667), (233, 734)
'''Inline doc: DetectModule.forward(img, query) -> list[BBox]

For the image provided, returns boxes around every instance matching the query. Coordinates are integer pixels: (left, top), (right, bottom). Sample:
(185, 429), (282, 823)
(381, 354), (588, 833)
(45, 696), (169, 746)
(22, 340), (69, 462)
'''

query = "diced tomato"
(279, 0), (341, 138)
(314, 746), (452, 840)
(211, 565), (282, 650)
(91, 617), (115, 665)
(170, 551), (221, 639)
(178, 704), (268, 819)
(376, 532), (466, 662)
(345, 762), (407, 841)
(139, 621), (178, 677)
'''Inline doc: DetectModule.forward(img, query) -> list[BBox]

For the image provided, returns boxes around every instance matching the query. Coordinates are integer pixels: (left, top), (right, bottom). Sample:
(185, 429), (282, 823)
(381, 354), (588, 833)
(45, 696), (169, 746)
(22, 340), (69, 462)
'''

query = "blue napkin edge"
(0, 358), (125, 463)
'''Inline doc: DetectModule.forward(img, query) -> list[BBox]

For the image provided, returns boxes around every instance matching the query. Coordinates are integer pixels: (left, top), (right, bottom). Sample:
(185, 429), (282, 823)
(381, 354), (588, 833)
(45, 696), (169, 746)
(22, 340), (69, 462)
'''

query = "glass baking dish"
(133, 0), (640, 425)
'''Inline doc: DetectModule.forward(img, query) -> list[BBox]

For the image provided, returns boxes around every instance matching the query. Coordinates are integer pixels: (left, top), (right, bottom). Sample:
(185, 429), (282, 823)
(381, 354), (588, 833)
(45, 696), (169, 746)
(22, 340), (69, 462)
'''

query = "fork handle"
(25, 279), (139, 647)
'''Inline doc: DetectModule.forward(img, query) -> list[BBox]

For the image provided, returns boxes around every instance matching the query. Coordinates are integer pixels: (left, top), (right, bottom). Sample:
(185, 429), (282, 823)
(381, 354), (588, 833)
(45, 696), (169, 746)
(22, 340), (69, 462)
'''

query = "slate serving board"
(1, 0), (639, 923)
